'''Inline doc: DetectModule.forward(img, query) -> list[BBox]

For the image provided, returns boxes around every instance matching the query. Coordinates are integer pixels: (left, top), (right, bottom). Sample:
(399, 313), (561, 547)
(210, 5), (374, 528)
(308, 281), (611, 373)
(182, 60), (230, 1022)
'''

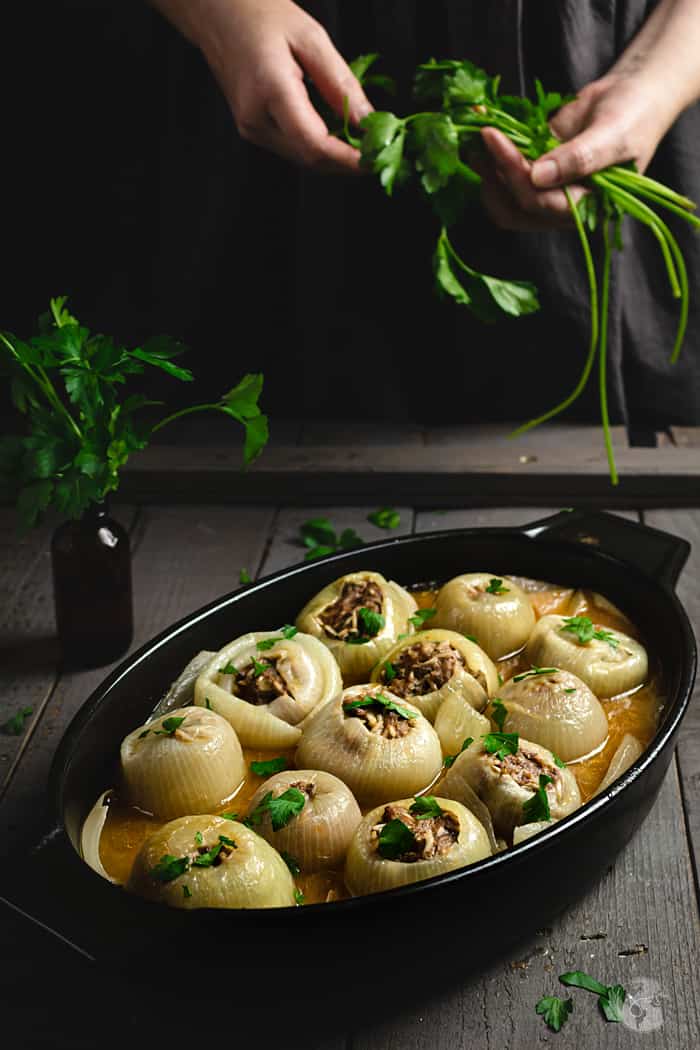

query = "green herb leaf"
(368, 507), (401, 529)
(490, 698), (508, 732)
(512, 667), (559, 683)
(194, 831), (203, 846)
(150, 854), (189, 883)
(535, 996), (573, 1032)
(482, 732), (519, 761)
(600, 985), (626, 1023)
(466, 634), (480, 645)
(183, 885), (192, 899)
(257, 625), (298, 650)
(560, 616), (595, 645)
(2, 707), (33, 735)
(409, 795), (443, 819)
(138, 729), (150, 739)
(382, 661), (397, 682)
(218, 834), (237, 849)
(408, 608), (437, 628)
(250, 756), (288, 776)
(522, 774), (553, 823)
(443, 736), (473, 768)
(239, 568), (252, 584)
(154, 716), (186, 737)
(294, 889), (306, 905)
(192, 842), (224, 867)
(281, 851), (301, 875)
(357, 607), (385, 638)
(377, 818), (418, 860)
(251, 657), (270, 676)
(559, 971), (611, 997)
(485, 578), (509, 594)
(267, 787), (307, 831)
(343, 693), (415, 721)
(219, 662), (238, 676)
(204, 697), (214, 711)
(552, 754), (566, 768)
(221, 812), (239, 821)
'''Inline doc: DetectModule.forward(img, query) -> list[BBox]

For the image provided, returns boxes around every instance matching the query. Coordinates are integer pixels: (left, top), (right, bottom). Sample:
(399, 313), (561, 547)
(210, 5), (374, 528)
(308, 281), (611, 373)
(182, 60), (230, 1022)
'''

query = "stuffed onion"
(495, 668), (608, 762)
(120, 706), (245, 820)
(245, 769), (362, 872)
(193, 628), (342, 749)
(295, 571), (417, 684)
(128, 815), (297, 908)
(370, 629), (497, 723)
(525, 614), (648, 698)
(345, 796), (491, 895)
(296, 685), (443, 807)
(432, 573), (535, 660)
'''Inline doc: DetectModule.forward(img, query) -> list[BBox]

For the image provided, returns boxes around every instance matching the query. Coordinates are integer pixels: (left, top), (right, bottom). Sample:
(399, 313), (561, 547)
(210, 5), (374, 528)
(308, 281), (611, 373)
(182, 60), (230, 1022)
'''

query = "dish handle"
(520, 509), (690, 590)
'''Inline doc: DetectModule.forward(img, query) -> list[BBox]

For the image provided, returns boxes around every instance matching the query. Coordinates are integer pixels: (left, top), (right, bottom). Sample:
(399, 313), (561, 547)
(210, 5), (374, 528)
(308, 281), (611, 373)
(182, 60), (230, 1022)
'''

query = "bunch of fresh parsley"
(344, 55), (699, 485)
(0, 297), (268, 529)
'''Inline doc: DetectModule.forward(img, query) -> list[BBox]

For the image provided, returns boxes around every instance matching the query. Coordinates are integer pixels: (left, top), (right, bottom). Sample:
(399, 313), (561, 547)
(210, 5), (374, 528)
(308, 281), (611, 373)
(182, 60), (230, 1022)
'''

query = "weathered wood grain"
(645, 508), (700, 894)
(299, 421), (425, 446)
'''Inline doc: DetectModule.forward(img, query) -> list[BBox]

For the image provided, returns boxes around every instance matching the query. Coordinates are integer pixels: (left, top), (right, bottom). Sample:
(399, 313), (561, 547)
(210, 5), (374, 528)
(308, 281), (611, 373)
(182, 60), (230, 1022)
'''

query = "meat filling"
(344, 701), (413, 738)
(318, 580), (384, 640)
(233, 657), (290, 705)
(371, 804), (459, 862)
(386, 640), (465, 697)
(498, 748), (552, 790)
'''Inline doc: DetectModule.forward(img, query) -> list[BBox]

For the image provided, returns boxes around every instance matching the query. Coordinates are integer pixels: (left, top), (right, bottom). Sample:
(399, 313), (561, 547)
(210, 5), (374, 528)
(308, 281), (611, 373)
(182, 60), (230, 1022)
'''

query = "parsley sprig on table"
(0, 297), (268, 529)
(344, 55), (700, 485)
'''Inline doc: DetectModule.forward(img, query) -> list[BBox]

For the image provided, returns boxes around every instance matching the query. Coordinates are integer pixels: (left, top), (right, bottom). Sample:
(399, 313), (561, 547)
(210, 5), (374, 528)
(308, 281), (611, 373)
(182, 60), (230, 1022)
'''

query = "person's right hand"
(157, 0), (373, 173)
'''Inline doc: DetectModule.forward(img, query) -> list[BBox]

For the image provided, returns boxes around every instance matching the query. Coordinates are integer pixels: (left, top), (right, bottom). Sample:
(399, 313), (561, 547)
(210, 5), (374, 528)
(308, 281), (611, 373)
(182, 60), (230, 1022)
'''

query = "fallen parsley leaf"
(300, 517), (365, 560)
(368, 507), (401, 529)
(409, 796), (443, 819)
(559, 971), (609, 997)
(599, 985), (626, 1023)
(559, 971), (626, 1022)
(522, 773), (553, 823)
(485, 578), (509, 594)
(2, 707), (33, 735)
(377, 818), (417, 860)
(239, 568), (252, 584)
(535, 995), (573, 1033)
(482, 731), (519, 760)
(408, 607), (437, 628)
(250, 756), (288, 776)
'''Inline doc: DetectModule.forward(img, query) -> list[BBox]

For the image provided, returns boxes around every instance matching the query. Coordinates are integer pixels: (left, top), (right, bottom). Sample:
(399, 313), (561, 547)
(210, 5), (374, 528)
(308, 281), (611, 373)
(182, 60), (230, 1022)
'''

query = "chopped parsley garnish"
(444, 736), (473, 768)
(368, 507), (401, 529)
(491, 697), (508, 732)
(377, 818), (418, 860)
(522, 774), (553, 822)
(465, 634), (480, 644)
(382, 660), (397, 682)
(560, 616), (619, 648)
(2, 707), (33, 736)
(559, 971), (626, 1023)
(482, 732), (519, 760)
(239, 567), (252, 584)
(154, 716), (186, 737)
(281, 851), (301, 875)
(497, 671), (503, 685)
(138, 729), (150, 739)
(409, 795), (443, 819)
(564, 687), (576, 694)
(294, 889), (306, 905)
(247, 787), (307, 831)
(150, 854), (190, 883)
(250, 756), (288, 776)
(535, 996), (573, 1032)
(485, 578), (509, 594)
(251, 657), (270, 676)
(346, 605), (385, 644)
(193, 842), (224, 867)
(194, 831), (203, 846)
(512, 667), (558, 682)
(408, 607), (437, 628)
(221, 811), (239, 821)
(219, 662), (238, 675)
(183, 885), (192, 899)
(256, 625), (298, 650)
(204, 697), (214, 711)
(218, 834), (237, 848)
(343, 693), (415, 721)
(552, 753), (566, 769)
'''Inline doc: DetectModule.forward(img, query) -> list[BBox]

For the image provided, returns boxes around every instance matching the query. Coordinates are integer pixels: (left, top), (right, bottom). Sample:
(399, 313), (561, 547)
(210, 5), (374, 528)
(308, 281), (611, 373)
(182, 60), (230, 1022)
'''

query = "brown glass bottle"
(51, 501), (133, 668)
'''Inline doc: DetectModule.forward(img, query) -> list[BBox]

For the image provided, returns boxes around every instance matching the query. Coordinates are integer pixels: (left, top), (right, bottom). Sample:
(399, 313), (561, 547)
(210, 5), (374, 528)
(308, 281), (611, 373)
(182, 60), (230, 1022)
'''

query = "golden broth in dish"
(97, 579), (662, 904)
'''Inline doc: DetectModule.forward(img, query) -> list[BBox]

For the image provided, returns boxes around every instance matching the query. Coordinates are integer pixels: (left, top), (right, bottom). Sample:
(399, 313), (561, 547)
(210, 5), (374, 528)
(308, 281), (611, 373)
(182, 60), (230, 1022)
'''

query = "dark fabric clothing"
(3, 1), (699, 428)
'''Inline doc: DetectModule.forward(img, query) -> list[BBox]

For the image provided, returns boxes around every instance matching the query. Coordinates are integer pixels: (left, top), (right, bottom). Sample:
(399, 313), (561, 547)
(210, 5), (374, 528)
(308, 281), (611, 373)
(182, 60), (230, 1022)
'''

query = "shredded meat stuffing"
(387, 640), (465, 697)
(233, 657), (289, 705)
(318, 580), (384, 640)
(345, 701), (413, 738)
(498, 748), (551, 790)
(371, 804), (459, 862)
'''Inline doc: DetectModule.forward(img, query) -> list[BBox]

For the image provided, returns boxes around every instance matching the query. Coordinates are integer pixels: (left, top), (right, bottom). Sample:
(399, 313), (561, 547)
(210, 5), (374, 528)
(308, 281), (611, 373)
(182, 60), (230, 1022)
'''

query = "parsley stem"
(603, 174), (700, 228)
(605, 167), (696, 213)
(599, 219), (617, 485)
(510, 188), (599, 437)
(0, 332), (83, 442)
(151, 402), (225, 433)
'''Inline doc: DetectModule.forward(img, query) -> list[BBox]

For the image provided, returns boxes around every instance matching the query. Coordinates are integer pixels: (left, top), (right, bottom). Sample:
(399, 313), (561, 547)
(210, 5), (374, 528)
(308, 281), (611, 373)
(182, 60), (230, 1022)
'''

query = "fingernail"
(356, 100), (373, 120)
(531, 158), (559, 188)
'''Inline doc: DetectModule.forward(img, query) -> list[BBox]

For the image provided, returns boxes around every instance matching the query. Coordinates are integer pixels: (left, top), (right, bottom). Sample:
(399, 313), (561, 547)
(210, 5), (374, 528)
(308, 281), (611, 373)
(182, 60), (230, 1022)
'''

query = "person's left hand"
(477, 71), (675, 231)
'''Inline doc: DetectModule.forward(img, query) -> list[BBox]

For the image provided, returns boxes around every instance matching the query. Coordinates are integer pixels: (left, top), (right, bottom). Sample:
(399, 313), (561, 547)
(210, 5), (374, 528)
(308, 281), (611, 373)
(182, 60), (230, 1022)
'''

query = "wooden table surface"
(1, 423), (699, 1049)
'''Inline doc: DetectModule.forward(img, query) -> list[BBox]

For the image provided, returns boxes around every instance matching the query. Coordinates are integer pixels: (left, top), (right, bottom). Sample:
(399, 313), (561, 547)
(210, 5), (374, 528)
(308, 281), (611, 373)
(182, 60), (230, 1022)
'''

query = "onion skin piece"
(525, 614), (648, 698)
(295, 685), (443, 808)
(295, 571), (418, 685)
(495, 668), (608, 763)
(246, 769), (362, 872)
(193, 631), (341, 748)
(128, 815), (296, 909)
(439, 737), (581, 841)
(120, 706), (245, 820)
(370, 628), (496, 722)
(345, 797), (491, 896)
(432, 573), (535, 660)
(80, 789), (120, 884)
(149, 650), (216, 720)
(594, 734), (644, 796)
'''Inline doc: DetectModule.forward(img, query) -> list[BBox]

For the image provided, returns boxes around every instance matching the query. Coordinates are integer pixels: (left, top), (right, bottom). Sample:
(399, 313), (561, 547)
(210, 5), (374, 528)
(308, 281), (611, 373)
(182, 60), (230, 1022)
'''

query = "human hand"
(159, 0), (372, 173)
(477, 72), (674, 231)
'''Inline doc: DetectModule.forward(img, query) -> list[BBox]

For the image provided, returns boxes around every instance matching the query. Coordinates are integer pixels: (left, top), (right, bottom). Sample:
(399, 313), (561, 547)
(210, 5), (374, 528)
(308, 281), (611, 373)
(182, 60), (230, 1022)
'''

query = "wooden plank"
(300, 421), (425, 446)
(644, 508), (700, 892)
(349, 762), (700, 1050)
(0, 505), (275, 852)
(425, 422), (629, 449)
(117, 440), (700, 508)
(669, 427), (700, 448)
(0, 506), (138, 800)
